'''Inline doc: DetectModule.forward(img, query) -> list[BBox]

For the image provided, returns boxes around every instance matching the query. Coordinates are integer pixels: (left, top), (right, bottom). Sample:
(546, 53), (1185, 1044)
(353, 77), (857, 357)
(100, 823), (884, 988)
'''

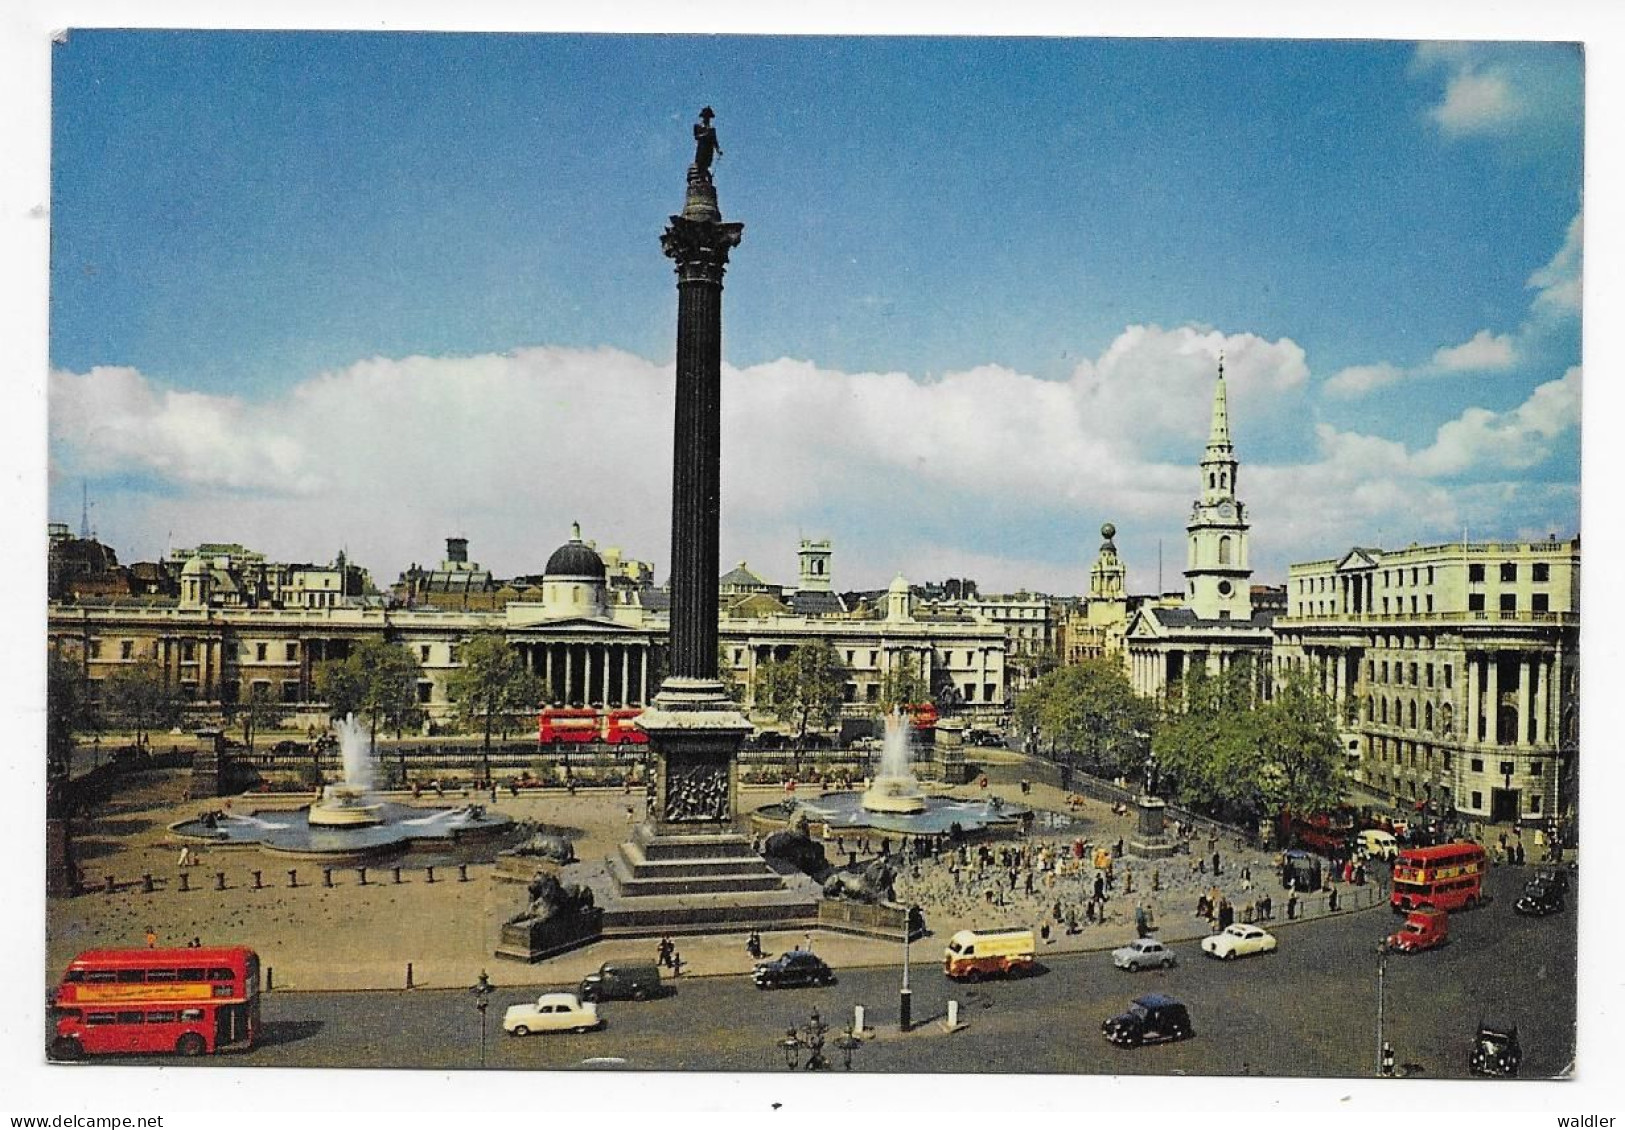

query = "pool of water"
(171, 802), (515, 857)
(760, 790), (1031, 837)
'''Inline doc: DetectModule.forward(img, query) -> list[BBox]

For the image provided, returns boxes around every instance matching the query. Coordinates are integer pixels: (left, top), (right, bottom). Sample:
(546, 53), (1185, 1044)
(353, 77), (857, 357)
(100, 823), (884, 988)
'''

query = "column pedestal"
(1128, 795), (1180, 859)
(580, 679), (821, 938)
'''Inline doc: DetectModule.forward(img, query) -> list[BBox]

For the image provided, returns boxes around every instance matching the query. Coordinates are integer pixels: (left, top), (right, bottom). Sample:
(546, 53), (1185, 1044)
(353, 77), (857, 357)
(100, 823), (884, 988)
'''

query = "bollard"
(854, 1004), (865, 1033)
(425, 866), (436, 884)
(323, 868), (334, 888)
(358, 867), (369, 886)
(899, 987), (912, 1033)
(215, 871), (226, 891)
(948, 999), (960, 1028)
(179, 872), (191, 892)
(142, 873), (155, 893)
(287, 868), (298, 888)
(266, 967), (273, 992)
(406, 962), (414, 989)
(253, 870), (263, 889)
(104, 874), (116, 894)
(458, 864), (469, 882)
(392, 866), (403, 884)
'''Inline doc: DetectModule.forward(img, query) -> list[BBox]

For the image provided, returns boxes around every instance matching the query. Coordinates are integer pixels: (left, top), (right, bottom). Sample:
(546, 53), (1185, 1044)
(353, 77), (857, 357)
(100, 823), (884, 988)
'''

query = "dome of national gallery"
(545, 523), (607, 580)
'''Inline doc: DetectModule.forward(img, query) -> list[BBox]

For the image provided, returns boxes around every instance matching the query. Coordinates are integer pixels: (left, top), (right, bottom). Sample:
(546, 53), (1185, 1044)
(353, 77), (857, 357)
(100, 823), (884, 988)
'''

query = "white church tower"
(1184, 358), (1253, 621)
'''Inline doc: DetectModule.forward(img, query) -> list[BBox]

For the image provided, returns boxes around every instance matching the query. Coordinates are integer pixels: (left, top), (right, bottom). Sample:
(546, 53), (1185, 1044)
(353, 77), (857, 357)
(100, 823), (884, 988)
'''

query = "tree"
(1152, 662), (1345, 826)
(1250, 671), (1347, 819)
(225, 683), (287, 755)
(47, 651), (100, 781)
(755, 641), (848, 753)
(716, 641), (740, 702)
(314, 640), (423, 750)
(445, 633), (546, 782)
(1015, 658), (1153, 778)
(877, 653), (930, 716)
(104, 659), (187, 746)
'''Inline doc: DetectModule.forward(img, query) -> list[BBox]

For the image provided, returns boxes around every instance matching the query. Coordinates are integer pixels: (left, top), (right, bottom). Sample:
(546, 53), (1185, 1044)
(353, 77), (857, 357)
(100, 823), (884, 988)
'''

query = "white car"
(1112, 938), (1177, 972)
(1200, 923), (1279, 961)
(502, 992), (602, 1036)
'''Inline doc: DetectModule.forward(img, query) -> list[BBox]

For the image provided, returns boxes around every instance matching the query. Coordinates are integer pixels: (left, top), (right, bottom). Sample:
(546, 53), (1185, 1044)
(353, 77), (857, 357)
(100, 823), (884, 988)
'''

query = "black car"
(1527, 867), (1571, 900)
(271, 739), (305, 755)
(1101, 993), (1193, 1047)
(1514, 882), (1564, 917)
(752, 950), (834, 990)
(964, 729), (1005, 748)
(1468, 1020), (1522, 1076)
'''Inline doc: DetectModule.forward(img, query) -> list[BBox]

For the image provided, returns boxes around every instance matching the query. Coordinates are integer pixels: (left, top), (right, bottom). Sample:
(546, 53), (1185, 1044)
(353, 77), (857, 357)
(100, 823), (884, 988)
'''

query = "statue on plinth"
(692, 106), (723, 178)
(1142, 751), (1159, 799)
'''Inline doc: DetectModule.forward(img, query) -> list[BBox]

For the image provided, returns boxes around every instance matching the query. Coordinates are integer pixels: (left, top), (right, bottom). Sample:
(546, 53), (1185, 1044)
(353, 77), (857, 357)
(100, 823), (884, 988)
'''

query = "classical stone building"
(1271, 537), (1580, 823)
(1125, 363), (1276, 698)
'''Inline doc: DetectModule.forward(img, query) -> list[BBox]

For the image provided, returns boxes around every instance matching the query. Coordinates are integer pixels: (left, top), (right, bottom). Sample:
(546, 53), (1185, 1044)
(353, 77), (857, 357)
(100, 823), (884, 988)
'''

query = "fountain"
(168, 713), (514, 859)
(861, 711), (927, 814)
(308, 715), (386, 827)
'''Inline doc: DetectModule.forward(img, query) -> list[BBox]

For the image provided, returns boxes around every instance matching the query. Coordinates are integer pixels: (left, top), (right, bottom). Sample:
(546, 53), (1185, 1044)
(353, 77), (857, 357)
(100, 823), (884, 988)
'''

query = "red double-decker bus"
(604, 708), (649, 745)
(1391, 842), (1488, 912)
(907, 702), (939, 732)
(539, 707), (602, 745)
(51, 946), (260, 1059)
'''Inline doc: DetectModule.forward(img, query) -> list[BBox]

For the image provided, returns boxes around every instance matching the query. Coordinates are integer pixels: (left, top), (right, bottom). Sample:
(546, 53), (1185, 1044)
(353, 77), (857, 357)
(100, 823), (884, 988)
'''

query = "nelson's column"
(600, 109), (817, 930)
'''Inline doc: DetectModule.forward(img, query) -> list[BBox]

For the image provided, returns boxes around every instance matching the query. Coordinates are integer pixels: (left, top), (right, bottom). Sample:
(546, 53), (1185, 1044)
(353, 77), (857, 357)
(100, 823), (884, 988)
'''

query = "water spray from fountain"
(309, 713), (385, 827)
(862, 709), (927, 814)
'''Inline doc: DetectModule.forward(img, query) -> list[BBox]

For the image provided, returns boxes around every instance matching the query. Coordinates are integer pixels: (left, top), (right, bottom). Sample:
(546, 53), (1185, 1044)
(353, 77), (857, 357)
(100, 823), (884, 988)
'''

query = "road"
(94, 863), (1573, 1079)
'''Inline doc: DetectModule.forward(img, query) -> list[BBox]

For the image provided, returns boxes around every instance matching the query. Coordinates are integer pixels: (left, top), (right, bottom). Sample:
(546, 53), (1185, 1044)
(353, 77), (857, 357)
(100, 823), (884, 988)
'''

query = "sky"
(42, 31), (1586, 596)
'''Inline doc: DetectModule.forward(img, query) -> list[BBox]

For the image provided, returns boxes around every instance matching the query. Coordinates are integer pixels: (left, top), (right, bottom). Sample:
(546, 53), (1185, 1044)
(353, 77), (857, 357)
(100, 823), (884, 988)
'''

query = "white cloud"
(1324, 362), (1404, 398)
(1411, 42), (1580, 144)
(1430, 329), (1516, 372)
(48, 334), (1578, 596)
(1528, 212), (1582, 319)
(1431, 70), (1517, 136)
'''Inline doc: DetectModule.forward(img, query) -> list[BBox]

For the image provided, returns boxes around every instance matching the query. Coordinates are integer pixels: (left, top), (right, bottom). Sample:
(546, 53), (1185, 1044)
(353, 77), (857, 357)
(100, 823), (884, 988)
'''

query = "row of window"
(65, 966), (236, 983)
(1300, 561), (1553, 595)
(1370, 659), (1453, 689)
(89, 639), (302, 663)
(76, 1008), (208, 1026)
(1297, 592), (1553, 617)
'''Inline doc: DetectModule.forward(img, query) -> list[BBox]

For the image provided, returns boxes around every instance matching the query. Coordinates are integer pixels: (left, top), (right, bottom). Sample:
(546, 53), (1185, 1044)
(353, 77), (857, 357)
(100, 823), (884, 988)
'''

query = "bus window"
(208, 968), (235, 981)
(179, 1008), (204, 1021)
(85, 970), (117, 983)
(85, 1012), (117, 1026)
(116, 969), (145, 983)
(147, 968), (178, 982)
(147, 1010), (178, 1023)
(115, 1011), (145, 1025)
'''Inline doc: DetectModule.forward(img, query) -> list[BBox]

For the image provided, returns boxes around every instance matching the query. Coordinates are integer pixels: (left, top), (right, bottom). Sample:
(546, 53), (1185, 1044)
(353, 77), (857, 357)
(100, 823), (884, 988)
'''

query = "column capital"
(661, 214), (745, 279)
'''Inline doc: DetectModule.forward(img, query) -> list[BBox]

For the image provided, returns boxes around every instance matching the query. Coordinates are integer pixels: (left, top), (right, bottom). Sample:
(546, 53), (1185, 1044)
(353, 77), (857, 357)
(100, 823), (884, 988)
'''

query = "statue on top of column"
(692, 106), (723, 178)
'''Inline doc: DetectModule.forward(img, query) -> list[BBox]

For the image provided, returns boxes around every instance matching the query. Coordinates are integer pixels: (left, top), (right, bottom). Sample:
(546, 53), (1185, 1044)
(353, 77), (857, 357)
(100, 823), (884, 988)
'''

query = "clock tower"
(1185, 359), (1253, 620)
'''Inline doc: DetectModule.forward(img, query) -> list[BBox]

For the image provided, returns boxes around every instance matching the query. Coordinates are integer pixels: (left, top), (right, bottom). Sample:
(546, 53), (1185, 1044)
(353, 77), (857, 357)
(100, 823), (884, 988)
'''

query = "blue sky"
(46, 31), (1584, 593)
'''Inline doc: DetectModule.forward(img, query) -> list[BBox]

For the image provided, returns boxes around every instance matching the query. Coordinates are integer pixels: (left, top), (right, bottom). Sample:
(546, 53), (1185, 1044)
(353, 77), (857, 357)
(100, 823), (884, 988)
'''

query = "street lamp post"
(779, 1008), (840, 1071)
(900, 906), (916, 1032)
(470, 969), (494, 1069)
(1376, 940), (1389, 1077)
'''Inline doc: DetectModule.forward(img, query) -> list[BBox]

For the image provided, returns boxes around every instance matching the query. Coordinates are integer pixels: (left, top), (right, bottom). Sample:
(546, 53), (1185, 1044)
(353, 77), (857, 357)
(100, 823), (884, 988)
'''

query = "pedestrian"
(145, 928), (157, 949)
(1152, 868), (1161, 892)
(1329, 887), (1339, 913)
(1134, 904), (1148, 938)
(177, 846), (191, 868)
(1287, 892), (1298, 920)
(671, 951), (683, 978)
(1199, 857), (1207, 875)
(1260, 893), (1272, 920)
(1093, 873), (1105, 901)
(625, 805), (636, 824)
(1213, 851), (1222, 876)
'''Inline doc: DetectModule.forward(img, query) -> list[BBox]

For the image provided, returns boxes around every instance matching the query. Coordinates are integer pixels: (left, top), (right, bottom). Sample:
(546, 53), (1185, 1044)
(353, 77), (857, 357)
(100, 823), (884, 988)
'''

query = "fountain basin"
(169, 801), (515, 859)
(308, 785), (386, 827)
(860, 776), (928, 814)
(753, 791), (1031, 839)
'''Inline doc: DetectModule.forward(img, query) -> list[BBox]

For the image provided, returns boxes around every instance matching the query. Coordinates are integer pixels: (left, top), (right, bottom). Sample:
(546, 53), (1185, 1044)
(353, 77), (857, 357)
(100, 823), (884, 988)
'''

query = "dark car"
(964, 729), (1005, 748)
(1527, 867), (1571, 900)
(271, 739), (305, 755)
(752, 950), (834, 991)
(1101, 993), (1193, 1047)
(1514, 883), (1564, 917)
(579, 961), (664, 1003)
(1468, 1019), (1522, 1076)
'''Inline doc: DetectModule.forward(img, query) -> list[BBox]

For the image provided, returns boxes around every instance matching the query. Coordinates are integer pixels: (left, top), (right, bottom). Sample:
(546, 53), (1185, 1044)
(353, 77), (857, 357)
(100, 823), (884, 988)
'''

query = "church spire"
(1207, 353), (1232, 453)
